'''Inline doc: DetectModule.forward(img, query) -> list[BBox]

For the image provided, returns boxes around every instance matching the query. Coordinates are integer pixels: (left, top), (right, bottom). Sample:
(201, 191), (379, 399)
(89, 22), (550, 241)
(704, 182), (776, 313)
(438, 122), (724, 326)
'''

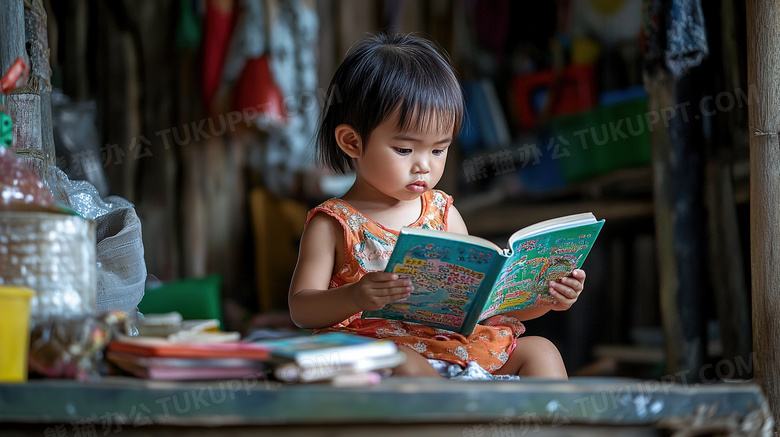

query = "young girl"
(288, 33), (587, 378)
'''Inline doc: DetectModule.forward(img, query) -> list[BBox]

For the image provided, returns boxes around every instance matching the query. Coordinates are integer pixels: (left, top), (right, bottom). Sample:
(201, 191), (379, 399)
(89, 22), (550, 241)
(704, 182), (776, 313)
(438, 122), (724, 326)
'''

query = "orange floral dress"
(307, 189), (525, 372)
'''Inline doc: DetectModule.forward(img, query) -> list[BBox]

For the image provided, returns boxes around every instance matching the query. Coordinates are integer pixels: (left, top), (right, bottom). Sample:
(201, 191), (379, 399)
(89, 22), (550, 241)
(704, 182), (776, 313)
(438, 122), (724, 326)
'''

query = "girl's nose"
(412, 159), (430, 174)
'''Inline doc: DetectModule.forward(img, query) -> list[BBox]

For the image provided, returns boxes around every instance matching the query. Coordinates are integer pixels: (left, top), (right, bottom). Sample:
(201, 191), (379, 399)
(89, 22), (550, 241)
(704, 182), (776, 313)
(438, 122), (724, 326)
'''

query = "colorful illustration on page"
(385, 244), (488, 327)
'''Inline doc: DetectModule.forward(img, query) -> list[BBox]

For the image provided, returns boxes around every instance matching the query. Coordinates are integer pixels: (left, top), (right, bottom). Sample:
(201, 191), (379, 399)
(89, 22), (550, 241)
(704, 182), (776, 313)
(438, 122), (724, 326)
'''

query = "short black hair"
(316, 32), (464, 174)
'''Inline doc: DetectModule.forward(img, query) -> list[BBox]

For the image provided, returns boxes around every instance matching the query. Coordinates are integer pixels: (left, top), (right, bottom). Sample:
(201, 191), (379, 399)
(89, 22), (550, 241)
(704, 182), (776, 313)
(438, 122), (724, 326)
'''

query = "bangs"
(395, 101), (461, 138)
(348, 35), (464, 141)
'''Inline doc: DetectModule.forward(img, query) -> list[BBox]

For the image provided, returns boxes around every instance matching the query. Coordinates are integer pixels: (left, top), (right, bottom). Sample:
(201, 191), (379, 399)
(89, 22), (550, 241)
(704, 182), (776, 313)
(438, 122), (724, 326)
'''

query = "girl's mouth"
(406, 180), (426, 192)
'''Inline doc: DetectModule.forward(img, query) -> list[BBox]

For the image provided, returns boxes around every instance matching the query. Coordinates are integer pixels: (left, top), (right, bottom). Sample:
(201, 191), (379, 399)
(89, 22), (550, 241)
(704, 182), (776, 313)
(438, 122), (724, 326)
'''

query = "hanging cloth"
(641, 0), (709, 78)
(221, 0), (286, 129)
(176, 0), (203, 49)
(232, 54), (286, 124)
(201, 0), (235, 113)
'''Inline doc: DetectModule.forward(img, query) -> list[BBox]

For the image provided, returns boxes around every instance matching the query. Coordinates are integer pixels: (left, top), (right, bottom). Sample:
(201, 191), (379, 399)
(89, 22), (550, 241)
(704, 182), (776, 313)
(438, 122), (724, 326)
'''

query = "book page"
(507, 212), (596, 244)
(480, 220), (604, 320)
(363, 232), (498, 332)
(397, 227), (503, 252)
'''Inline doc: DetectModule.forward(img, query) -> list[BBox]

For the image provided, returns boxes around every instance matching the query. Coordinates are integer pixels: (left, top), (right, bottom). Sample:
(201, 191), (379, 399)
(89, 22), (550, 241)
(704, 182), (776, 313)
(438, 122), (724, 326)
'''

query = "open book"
(362, 212), (605, 335)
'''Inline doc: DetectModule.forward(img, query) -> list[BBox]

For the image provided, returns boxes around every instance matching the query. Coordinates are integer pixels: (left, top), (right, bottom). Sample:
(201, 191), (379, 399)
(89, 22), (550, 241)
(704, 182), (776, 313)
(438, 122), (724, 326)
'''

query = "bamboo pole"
(0, 0), (36, 164)
(746, 0), (780, 427)
(0, 0), (55, 181)
(0, 0), (27, 73)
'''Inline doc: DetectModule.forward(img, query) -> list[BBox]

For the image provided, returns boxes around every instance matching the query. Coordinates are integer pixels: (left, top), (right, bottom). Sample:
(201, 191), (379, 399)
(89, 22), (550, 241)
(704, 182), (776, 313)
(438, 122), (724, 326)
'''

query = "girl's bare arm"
(288, 214), (362, 328)
(288, 213), (412, 328)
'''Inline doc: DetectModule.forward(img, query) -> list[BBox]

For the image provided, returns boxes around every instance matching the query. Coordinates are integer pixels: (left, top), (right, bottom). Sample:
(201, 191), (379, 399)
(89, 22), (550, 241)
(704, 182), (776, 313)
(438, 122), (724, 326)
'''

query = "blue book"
(362, 213), (605, 335)
(252, 332), (398, 365)
(251, 332), (404, 383)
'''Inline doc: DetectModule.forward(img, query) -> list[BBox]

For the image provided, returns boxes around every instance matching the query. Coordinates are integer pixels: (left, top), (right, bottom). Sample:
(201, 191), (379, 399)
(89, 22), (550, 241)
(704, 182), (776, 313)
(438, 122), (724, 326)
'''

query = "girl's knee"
(392, 345), (442, 378)
(513, 336), (567, 378)
(518, 336), (561, 356)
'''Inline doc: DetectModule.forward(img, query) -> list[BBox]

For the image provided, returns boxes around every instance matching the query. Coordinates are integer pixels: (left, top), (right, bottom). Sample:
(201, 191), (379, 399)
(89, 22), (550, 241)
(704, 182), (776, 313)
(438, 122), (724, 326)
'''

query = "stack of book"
(106, 336), (271, 380)
(252, 332), (405, 385)
(106, 332), (405, 385)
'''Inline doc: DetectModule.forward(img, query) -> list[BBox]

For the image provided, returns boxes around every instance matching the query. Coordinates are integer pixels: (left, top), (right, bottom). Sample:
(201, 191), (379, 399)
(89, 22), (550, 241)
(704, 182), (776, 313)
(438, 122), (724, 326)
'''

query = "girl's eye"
(394, 148), (412, 156)
(432, 149), (446, 157)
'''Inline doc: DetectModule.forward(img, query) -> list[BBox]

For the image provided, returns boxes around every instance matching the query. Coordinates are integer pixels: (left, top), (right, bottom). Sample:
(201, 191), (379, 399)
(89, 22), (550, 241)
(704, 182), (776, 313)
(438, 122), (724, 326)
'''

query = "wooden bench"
(0, 376), (773, 436)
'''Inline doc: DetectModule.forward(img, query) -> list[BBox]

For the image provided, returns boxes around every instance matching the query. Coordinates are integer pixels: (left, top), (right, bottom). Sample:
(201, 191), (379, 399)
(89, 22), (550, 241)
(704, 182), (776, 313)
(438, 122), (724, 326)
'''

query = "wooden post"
(645, 70), (707, 381)
(0, 0), (27, 73)
(0, 0), (35, 162)
(24, 0), (56, 168)
(704, 0), (752, 370)
(0, 0), (55, 181)
(746, 0), (780, 427)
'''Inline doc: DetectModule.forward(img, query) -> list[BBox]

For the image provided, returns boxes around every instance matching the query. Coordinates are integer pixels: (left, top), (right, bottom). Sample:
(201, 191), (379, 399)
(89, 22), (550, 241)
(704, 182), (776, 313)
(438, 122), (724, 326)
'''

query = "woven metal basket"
(0, 211), (96, 320)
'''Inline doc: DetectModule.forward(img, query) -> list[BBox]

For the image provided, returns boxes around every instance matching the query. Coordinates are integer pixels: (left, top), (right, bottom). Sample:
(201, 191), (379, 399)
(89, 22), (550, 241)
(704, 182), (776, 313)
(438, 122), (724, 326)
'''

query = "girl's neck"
(341, 185), (424, 231)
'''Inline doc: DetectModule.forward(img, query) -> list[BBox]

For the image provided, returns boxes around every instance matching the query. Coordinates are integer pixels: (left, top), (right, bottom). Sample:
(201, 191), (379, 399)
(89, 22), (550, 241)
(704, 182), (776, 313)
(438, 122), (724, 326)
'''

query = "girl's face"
(353, 111), (453, 203)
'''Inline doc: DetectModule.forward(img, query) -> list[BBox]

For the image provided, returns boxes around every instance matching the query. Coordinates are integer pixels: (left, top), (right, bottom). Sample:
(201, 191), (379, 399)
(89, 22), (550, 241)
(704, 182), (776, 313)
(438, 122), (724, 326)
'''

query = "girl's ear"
(334, 124), (362, 158)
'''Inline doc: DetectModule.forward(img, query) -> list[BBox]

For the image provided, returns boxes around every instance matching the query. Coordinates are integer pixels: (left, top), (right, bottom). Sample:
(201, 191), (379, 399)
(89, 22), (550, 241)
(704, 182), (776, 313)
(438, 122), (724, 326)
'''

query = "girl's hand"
(352, 272), (413, 311)
(549, 269), (586, 311)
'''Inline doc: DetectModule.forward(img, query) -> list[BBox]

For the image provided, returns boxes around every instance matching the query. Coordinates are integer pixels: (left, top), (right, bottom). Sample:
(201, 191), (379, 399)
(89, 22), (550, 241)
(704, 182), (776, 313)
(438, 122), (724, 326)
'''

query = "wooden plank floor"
(0, 376), (774, 435)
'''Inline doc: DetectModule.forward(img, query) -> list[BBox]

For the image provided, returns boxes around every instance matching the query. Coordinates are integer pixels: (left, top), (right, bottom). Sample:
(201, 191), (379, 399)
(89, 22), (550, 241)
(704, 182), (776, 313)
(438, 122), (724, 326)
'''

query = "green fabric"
(176, 0), (202, 49)
(139, 274), (223, 328)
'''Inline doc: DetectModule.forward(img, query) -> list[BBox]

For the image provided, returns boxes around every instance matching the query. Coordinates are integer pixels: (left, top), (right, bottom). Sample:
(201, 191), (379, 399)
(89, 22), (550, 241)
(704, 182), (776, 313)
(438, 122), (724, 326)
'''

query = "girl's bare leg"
(493, 336), (568, 379)
(391, 344), (443, 377)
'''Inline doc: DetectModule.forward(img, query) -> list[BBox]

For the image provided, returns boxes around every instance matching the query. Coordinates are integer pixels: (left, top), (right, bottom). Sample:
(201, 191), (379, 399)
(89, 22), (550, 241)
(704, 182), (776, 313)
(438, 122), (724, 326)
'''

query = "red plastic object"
(0, 58), (29, 96)
(511, 64), (596, 130)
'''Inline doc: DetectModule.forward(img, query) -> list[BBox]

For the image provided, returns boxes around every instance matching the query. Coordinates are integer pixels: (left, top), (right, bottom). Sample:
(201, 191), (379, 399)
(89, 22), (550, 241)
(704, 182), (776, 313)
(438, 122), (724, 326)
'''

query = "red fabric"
(201, 1), (234, 112)
(232, 55), (286, 125)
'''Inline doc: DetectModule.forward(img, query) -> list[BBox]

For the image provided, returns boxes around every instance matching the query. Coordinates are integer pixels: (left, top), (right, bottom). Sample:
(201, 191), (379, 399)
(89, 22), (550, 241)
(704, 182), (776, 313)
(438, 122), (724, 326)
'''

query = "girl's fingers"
(392, 280), (413, 292)
(394, 285), (413, 295)
(365, 271), (405, 282)
(369, 278), (411, 289)
(550, 284), (579, 309)
(384, 290), (411, 303)
(550, 281), (577, 299)
(380, 285), (412, 297)
(559, 276), (583, 291)
(550, 294), (573, 309)
(550, 273), (586, 309)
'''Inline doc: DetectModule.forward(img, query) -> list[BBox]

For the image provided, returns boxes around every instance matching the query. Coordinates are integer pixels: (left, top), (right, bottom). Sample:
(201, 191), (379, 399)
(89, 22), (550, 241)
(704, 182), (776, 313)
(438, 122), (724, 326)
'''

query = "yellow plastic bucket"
(0, 286), (35, 383)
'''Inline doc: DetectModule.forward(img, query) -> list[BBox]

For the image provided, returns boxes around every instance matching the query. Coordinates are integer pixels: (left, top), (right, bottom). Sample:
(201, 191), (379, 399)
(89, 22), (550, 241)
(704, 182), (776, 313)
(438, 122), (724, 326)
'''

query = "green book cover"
(362, 213), (605, 335)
